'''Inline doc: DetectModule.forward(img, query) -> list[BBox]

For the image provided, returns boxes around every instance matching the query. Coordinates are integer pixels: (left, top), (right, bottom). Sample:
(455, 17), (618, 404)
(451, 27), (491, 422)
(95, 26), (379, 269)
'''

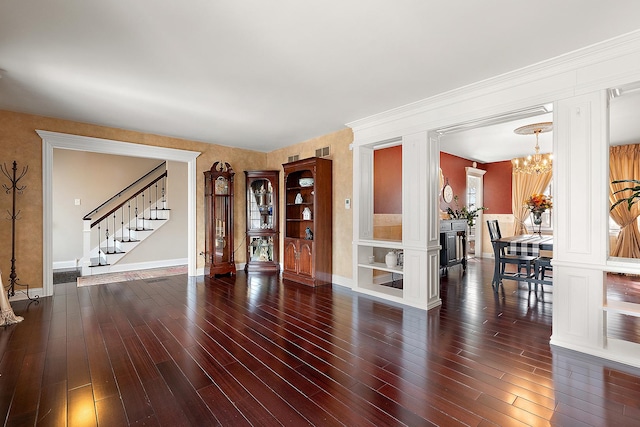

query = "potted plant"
(610, 179), (640, 210)
(447, 196), (488, 227)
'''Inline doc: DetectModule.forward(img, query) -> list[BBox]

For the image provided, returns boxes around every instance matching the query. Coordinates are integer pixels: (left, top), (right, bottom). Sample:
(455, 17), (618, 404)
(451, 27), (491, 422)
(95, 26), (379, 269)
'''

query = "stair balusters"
(84, 165), (169, 270)
(95, 222), (107, 266)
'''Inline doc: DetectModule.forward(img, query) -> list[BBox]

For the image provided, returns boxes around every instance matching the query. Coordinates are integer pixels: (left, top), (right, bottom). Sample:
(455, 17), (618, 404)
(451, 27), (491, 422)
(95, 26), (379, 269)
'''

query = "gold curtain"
(609, 144), (640, 258)
(511, 170), (552, 235)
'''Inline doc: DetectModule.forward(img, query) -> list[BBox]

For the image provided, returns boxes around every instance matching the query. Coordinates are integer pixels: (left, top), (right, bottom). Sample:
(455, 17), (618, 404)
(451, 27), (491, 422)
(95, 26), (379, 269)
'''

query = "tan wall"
(0, 109), (354, 287)
(266, 128), (353, 282)
(0, 109), (265, 286)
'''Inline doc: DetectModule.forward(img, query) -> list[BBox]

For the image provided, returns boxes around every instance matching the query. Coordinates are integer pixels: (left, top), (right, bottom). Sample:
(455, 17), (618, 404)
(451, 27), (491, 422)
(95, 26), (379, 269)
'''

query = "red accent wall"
(374, 145), (402, 214)
(440, 152), (475, 208)
(439, 153), (513, 214)
(373, 147), (513, 215)
(483, 161), (513, 214)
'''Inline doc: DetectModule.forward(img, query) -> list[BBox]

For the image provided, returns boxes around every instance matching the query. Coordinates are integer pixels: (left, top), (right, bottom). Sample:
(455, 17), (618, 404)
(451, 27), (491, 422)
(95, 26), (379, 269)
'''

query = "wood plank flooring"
(2, 258), (640, 426)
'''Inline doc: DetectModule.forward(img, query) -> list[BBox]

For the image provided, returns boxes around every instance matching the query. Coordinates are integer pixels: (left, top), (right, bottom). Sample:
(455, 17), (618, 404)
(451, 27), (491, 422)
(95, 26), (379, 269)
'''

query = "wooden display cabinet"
(204, 161), (236, 276)
(245, 170), (279, 273)
(282, 157), (332, 286)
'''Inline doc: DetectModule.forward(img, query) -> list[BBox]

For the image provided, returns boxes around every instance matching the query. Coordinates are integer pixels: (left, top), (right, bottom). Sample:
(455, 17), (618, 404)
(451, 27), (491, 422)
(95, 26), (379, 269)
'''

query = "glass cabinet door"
(245, 170), (279, 273)
(213, 194), (230, 262)
(248, 236), (275, 263)
(248, 178), (274, 231)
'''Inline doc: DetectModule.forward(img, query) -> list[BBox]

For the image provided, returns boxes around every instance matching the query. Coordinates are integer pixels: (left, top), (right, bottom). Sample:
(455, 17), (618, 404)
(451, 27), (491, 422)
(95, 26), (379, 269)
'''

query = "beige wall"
(266, 128), (353, 283)
(0, 109), (264, 286)
(0, 109), (354, 287)
(52, 150), (163, 263)
(118, 160), (189, 264)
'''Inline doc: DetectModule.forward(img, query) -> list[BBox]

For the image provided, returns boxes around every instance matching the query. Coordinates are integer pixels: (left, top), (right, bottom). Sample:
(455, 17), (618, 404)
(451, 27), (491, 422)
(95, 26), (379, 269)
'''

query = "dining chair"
(534, 256), (553, 297)
(486, 220), (537, 291)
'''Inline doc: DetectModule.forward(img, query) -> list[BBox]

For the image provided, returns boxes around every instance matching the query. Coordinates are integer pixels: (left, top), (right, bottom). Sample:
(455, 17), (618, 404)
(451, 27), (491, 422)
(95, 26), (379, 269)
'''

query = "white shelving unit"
(603, 262), (640, 354)
(358, 262), (404, 275)
(352, 133), (441, 310)
(355, 239), (404, 300)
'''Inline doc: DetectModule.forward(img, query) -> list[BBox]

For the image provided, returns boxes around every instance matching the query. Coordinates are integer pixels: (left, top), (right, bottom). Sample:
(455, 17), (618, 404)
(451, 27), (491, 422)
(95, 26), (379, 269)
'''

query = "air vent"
(315, 146), (330, 157)
(287, 155), (299, 163)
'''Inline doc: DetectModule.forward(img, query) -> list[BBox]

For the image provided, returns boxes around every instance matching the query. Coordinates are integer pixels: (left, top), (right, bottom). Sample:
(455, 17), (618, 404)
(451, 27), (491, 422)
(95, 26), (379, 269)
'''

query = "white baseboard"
(331, 274), (352, 288)
(53, 260), (79, 270)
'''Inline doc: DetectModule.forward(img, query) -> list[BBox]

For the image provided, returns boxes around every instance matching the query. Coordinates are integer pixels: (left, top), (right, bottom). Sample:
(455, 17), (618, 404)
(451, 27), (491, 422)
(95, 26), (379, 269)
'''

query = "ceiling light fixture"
(511, 122), (553, 174)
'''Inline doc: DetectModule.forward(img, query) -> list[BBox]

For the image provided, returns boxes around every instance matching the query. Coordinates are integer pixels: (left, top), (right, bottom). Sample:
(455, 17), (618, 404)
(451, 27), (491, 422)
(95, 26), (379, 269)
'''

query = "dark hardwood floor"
(2, 258), (640, 426)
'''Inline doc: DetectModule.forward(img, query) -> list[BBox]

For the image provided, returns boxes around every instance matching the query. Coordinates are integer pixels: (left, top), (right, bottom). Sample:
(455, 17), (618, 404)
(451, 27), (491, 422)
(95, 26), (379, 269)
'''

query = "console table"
(440, 219), (467, 274)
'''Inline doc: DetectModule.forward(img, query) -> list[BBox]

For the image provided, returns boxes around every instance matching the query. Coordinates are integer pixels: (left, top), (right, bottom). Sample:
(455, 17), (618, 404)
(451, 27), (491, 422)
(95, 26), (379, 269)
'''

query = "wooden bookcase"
(244, 170), (279, 273)
(282, 157), (332, 286)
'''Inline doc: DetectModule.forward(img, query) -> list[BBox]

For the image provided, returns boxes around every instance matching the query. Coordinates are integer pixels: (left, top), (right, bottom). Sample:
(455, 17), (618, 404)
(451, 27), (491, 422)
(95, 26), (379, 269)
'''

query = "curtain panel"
(609, 144), (640, 258)
(511, 171), (552, 236)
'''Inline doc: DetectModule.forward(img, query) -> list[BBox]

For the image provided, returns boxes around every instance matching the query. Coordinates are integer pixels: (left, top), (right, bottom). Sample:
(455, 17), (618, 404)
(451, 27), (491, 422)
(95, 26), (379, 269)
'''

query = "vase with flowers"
(446, 195), (488, 227)
(524, 193), (552, 235)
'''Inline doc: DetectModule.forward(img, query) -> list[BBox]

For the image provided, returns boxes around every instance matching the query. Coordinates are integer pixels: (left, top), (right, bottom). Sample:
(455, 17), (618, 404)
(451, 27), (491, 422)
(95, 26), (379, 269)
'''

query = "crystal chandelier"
(511, 122), (553, 174)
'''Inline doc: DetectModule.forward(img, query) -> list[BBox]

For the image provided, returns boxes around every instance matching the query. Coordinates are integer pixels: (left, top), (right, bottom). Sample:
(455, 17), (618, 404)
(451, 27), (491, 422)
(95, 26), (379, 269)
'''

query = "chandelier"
(511, 122), (553, 174)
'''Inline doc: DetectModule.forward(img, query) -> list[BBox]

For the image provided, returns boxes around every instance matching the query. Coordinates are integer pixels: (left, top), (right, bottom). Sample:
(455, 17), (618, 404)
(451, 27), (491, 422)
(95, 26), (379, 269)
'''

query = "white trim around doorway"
(39, 130), (200, 297)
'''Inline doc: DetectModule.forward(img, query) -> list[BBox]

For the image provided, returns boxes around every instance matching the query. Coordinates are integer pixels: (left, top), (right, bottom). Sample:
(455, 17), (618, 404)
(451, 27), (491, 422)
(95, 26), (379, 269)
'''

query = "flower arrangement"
(447, 195), (488, 227)
(524, 193), (552, 212)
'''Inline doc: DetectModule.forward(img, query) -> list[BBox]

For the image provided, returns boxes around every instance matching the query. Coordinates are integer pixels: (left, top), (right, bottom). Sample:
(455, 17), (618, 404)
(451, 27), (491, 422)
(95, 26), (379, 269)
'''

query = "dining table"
(491, 234), (553, 289)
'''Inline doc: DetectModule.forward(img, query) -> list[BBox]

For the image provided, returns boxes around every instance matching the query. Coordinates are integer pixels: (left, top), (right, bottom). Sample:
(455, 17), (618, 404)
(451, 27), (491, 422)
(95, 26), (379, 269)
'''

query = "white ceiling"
(439, 111), (554, 164)
(1, 1), (640, 156)
(439, 87), (640, 163)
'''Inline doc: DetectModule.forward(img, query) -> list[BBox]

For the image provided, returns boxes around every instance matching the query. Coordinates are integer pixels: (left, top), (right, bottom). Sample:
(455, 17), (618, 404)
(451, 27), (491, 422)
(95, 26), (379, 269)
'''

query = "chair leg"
(539, 265), (547, 299)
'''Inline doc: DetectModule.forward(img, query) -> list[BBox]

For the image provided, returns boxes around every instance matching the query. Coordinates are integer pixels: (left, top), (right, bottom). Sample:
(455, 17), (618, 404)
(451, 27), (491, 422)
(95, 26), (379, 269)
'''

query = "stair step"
(89, 262), (111, 268)
(83, 205), (171, 276)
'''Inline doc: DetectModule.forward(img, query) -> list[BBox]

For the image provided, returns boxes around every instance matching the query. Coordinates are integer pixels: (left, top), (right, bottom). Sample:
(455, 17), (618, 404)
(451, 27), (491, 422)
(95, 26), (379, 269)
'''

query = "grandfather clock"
(204, 161), (236, 276)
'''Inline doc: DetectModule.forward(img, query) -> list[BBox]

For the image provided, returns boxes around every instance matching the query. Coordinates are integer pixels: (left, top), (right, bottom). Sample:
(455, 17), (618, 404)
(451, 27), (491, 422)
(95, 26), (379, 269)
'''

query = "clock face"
(215, 176), (228, 195)
(443, 184), (454, 203)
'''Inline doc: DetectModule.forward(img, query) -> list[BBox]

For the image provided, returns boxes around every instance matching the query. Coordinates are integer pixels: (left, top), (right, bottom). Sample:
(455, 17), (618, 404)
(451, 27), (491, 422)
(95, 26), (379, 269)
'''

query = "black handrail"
(90, 171), (167, 228)
(83, 161), (166, 221)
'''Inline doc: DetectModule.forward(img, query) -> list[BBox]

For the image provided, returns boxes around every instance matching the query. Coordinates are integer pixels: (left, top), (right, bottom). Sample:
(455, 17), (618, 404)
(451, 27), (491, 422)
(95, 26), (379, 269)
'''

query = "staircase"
(81, 163), (171, 276)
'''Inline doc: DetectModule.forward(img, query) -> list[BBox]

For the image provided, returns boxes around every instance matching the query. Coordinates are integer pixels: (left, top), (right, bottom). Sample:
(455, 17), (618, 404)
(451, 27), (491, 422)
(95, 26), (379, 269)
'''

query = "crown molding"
(347, 29), (640, 136)
(36, 130), (200, 161)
